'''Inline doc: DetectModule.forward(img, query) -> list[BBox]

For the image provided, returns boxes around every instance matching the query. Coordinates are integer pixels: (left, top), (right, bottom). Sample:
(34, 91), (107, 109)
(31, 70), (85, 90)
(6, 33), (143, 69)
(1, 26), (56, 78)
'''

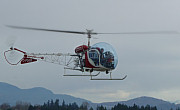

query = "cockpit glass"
(91, 42), (118, 69)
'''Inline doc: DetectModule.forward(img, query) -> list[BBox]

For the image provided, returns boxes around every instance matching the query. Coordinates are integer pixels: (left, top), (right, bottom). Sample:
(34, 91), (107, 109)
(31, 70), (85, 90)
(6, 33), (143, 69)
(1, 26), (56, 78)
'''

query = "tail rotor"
(4, 36), (24, 65)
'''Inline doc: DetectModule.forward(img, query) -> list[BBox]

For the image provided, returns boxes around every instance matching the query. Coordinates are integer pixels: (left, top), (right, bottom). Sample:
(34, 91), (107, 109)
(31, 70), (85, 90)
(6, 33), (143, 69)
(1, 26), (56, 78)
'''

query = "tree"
(144, 105), (151, 110)
(89, 107), (93, 110)
(111, 103), (128, 110)
(0, 103), (10, 110)
(54, 99), (59, 110)
(28, 105), (34, 110)
(14, 101), (30, 110)
(97, 105), (106, 110)
(79, 102), (89, 110)
(61, 100), (67, 110)
(177, 107), (180, 110)
(132, 104), (139, 110)
(69, 102), (79, 110)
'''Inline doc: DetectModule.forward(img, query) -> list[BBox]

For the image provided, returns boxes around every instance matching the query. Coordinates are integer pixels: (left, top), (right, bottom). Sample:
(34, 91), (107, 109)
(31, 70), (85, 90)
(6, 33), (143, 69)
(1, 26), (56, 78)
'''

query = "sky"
(0, 0), (180, 103)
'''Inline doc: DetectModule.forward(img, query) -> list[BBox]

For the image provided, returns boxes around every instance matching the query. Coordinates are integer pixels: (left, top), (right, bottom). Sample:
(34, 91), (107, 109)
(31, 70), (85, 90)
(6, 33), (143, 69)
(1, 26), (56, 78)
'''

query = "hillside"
(99, 96), (178, 110)
(0, 82), (91, 105)
(1, 82), (180, 110)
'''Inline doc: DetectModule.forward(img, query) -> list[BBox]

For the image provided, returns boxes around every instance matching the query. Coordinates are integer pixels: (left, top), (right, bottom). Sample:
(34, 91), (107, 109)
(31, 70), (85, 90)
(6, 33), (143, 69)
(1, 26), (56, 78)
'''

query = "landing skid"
(90, 72), (127, 80)
(63, 72), (100, 77)
(90, 75), (127, 80)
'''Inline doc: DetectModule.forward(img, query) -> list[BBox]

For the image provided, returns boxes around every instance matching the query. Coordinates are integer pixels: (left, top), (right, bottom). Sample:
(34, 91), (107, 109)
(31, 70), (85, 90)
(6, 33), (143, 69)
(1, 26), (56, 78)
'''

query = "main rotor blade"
(97, 31), (179, 34)
(6, 25), (179, 35)
(6, 25), (88, 35)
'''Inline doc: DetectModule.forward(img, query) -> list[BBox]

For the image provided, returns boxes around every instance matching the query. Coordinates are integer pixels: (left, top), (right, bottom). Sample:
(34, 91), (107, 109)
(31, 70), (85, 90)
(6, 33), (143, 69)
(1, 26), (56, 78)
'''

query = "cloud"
(99, 90), (130, 101)
(68, 88), (130, 103)
(149, 88), (180, 102)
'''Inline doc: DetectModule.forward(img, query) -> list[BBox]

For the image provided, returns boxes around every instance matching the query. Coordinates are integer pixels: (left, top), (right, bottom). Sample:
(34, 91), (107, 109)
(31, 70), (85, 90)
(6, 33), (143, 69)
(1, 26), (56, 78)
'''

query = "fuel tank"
(75, 45), (88, 53)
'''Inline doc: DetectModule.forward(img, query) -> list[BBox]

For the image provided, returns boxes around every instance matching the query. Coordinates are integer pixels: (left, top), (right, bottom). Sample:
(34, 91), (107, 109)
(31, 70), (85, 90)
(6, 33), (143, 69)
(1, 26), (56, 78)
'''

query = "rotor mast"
(86, 29), (93, 48)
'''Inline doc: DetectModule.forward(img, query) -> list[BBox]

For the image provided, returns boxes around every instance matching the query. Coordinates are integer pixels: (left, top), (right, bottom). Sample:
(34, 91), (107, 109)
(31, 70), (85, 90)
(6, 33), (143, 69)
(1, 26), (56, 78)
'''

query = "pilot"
(100, 48), (104, 58)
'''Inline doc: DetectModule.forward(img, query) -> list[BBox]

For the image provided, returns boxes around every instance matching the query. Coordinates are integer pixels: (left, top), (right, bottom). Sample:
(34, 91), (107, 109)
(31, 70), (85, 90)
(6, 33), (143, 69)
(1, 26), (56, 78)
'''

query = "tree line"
(28, 99), (158, 110)
(0, 99), (179, 110)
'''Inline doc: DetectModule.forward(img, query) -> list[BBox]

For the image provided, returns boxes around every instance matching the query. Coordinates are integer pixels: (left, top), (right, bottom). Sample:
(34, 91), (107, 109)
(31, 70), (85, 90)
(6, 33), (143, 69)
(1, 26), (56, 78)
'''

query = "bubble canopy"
(91, 42), (118, 69)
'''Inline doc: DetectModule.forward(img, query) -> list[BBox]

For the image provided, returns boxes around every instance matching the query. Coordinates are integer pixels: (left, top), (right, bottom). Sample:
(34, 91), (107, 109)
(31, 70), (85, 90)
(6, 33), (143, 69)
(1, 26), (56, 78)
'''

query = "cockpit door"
(88, 49), (100, 67)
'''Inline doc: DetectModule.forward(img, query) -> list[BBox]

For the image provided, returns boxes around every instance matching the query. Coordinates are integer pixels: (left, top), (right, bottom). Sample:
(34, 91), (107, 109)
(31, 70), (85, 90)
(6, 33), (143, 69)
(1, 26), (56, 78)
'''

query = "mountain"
(99, 96), (178, 110)
(0, 82), (91, 105)
(1, 82), (180, 110)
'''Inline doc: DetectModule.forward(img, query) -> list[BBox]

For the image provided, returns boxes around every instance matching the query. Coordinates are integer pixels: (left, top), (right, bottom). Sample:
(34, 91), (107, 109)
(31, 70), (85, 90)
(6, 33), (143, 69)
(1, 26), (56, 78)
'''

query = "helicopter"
(4, 25), (178, 80)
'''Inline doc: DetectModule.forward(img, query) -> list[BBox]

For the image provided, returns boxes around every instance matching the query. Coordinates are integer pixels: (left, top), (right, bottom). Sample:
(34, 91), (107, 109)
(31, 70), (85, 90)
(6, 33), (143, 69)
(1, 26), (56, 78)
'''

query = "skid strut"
(64, 67), (127, 80)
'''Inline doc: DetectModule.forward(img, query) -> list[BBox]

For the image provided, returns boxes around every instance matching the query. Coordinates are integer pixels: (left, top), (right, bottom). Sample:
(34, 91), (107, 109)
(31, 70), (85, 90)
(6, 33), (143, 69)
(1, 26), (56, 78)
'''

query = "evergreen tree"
(61, 100), (67, 110)
(144, 105), (151, 110)
(140, 106), (145, 110)
(79, 102), (89, 110)
(111, 103), (128, 110)
(28, 105), (34, 110)
(54, 99), (59, 110)
(0, 103), (10, 110)
(69, 102), (79, 110)
(89, 107), (94, 110)
(97, 105), (107, 110)
(132, 104), (139, 110)
(50, 99), (54, 107)
(177, 107), (180, 110)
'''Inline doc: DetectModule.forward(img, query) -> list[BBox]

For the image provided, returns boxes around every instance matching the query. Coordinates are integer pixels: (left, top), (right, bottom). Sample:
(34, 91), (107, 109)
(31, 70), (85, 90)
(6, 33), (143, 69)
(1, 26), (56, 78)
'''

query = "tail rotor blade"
(6, 36), (17, 48)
